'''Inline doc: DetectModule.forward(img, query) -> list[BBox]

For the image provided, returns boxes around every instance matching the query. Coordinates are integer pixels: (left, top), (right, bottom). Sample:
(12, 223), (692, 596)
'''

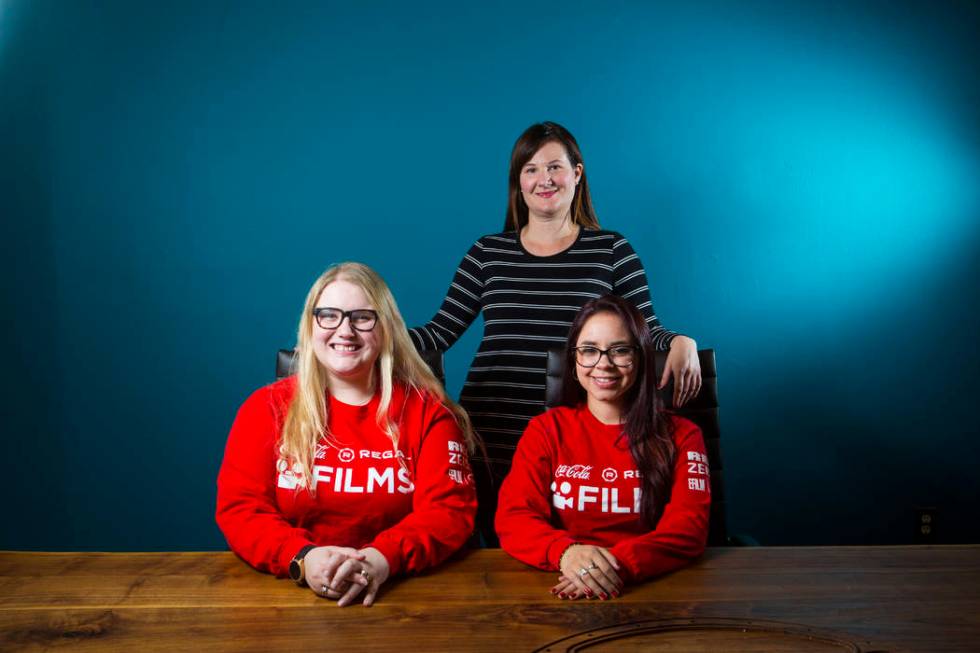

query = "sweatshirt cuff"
(546, 536), (579, 571)
(367, 537), (401, 577)
(608, 544), (638, 584)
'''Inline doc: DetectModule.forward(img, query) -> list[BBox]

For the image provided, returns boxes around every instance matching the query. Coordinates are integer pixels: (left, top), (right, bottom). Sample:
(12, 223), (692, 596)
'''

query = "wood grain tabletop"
(1, 546), (978, 652)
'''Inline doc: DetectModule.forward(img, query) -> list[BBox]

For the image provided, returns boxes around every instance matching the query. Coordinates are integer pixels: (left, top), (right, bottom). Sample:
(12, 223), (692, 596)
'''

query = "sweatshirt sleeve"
(366, 400), (477, 576)
(215, 385), (315, 577)
(611, 233), (679, 351)
(495, 416), (577, 571)
(609, 418), (710, 583)
(408, 239), (484, 352)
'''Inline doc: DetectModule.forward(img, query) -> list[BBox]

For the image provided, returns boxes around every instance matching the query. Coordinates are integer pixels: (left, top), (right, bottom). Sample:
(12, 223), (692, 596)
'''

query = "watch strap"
(290, 544), (317, 585)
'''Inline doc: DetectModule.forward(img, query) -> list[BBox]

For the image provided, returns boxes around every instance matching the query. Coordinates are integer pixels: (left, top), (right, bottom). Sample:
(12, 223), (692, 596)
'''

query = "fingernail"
(584, 588), (593, 596)
(612, 590), (620, 597)
(558, 592), (566, 598)
(600, 592), (608, 600)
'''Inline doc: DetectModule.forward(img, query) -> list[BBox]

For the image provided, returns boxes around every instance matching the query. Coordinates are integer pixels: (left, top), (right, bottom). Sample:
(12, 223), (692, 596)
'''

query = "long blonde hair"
(279, 262), (476, 490)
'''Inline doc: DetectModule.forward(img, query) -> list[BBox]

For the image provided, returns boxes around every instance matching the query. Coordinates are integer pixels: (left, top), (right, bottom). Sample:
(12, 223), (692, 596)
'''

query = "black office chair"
(276, 348), (446, 386)
(545, 348), (737, 547)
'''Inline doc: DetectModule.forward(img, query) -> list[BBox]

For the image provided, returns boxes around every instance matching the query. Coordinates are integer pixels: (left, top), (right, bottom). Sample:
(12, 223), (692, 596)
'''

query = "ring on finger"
(321, 584), (328, 594)
(587, 563), (598, 570)
(359, 569), (372, 582)
(578, 567), (589, 577)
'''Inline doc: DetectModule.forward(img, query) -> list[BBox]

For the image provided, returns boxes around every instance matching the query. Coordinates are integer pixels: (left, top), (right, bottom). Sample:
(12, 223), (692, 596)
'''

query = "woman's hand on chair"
(661, 336), (701, 407)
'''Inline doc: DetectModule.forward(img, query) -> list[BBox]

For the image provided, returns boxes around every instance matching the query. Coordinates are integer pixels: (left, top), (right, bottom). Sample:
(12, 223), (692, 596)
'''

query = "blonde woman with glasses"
(217, 262), (478, 607)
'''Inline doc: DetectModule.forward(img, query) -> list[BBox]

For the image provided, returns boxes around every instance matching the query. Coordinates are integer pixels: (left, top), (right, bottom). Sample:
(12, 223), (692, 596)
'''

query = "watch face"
(289, 558), (302, 581)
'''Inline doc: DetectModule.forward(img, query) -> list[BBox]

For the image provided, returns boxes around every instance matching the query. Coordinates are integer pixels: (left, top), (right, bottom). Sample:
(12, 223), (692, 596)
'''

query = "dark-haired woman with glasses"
(216, 262), (477, 607)
(495, 295), (709, 599)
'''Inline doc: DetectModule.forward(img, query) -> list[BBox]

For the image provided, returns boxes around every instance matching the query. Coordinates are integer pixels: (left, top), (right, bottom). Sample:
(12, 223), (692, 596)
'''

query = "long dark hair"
(560, 295), (675, 528)
(504, 122), (600, 232)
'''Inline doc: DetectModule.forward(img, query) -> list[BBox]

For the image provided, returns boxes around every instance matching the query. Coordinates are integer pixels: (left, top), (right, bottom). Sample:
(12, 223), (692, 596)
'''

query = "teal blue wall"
(3, 0), (978, 549)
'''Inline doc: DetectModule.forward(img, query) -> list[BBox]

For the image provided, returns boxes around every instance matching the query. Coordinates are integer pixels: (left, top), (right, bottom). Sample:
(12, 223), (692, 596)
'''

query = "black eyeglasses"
(312, 307), (379, 331)
(572, 345), (638, 368)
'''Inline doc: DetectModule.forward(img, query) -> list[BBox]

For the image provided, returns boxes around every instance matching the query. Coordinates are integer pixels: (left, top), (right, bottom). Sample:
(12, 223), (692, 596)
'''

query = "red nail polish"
(584, 588), (593, 596)
(600, 592), (608, 600)
(559, 592), (566, 598)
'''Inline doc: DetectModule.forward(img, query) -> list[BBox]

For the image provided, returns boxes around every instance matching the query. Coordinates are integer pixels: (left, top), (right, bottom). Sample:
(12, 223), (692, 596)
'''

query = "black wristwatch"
(288, 544), (317, 585)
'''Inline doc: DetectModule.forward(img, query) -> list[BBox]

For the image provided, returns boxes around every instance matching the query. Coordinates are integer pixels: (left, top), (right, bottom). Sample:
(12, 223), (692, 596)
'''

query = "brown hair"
(560, 295), (675, 528)
(503, 122), (600, 232)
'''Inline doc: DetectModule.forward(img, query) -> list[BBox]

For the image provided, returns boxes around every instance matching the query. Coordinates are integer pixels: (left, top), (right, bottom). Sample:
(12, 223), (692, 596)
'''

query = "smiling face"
(574, 311), (638, 416)
(519, 141), (583, 222)
(311, 279), (382, 388)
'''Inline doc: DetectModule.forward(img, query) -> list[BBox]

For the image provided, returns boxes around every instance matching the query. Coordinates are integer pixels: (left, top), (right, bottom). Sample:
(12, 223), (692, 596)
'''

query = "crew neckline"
(328, 391), (378, 416)
(578, 402), (625, 434)
(516, 225), (588, 260)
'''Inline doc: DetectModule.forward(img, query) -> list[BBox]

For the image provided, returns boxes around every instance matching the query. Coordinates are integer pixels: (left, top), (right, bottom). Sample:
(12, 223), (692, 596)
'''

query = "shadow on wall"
(1, 2), (71, 549)
(724, 224), (980, 545)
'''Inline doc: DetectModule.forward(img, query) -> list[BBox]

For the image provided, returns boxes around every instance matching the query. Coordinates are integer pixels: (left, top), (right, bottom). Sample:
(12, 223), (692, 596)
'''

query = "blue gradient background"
(2, 0), (978, 549)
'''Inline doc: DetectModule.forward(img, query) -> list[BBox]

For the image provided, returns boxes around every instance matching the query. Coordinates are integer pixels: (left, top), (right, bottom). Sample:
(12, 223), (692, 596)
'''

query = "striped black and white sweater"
(409, 229), (678, 474)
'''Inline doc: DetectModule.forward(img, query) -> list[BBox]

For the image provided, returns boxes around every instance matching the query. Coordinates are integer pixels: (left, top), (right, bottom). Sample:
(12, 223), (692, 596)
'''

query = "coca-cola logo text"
(555, 464), (592, 480)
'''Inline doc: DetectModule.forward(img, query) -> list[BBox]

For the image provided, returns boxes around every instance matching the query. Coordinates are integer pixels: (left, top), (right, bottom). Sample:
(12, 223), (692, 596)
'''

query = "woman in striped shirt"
(409, 122), (700, 544)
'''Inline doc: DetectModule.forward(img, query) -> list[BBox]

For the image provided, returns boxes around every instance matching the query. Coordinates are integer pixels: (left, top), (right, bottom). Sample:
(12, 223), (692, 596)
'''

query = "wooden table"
(1, 546), (978, 652)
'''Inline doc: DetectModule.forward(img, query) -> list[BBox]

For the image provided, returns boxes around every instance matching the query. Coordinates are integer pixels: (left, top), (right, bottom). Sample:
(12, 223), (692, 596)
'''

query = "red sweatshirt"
(495, 404), (710, 583)
(216, 377), (476, 578)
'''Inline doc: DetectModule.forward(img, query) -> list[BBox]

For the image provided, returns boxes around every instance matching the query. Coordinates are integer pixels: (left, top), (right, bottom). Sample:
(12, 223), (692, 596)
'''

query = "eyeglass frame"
(312, 307), (379, 332)
(571, 345), (639, 368)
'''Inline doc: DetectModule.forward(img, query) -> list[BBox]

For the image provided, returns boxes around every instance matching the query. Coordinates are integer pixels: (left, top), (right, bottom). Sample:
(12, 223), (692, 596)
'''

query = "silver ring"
(360, 569), (372, 582)
(588, 563), (598, 570)
(321, 584), (328, 594)
(578, 568), (589, 577)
